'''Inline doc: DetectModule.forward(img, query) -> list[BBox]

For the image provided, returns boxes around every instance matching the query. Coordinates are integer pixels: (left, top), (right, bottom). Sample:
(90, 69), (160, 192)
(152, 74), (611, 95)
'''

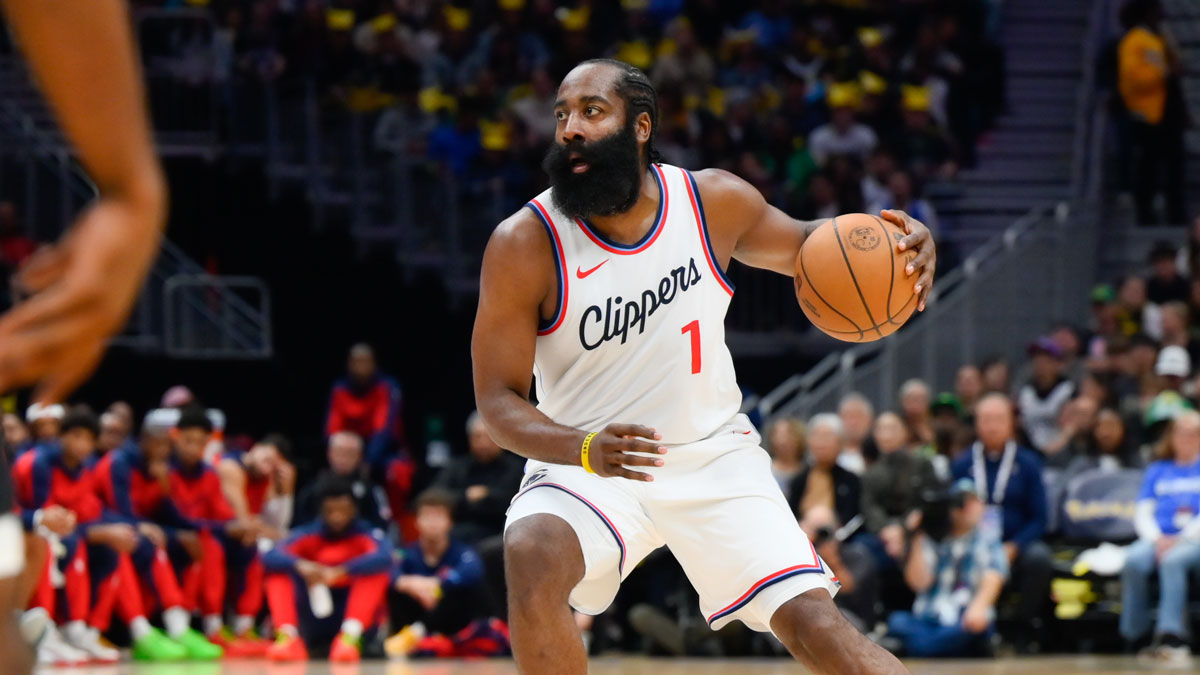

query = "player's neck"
(585, 168), (661, 246)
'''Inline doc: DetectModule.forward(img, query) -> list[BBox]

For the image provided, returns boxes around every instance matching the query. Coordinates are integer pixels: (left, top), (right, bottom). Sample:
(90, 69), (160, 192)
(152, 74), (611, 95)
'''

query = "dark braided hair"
(579, 58), (662, 167)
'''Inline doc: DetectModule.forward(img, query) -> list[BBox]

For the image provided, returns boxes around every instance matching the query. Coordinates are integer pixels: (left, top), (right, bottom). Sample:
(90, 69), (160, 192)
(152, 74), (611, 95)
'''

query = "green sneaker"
(173, 627), (224, 660)
(132, 626), (188, 662)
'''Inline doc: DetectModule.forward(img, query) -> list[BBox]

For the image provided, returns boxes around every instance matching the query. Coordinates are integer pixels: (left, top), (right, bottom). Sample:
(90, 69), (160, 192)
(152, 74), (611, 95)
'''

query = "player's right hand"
(583, 424), (667, 482)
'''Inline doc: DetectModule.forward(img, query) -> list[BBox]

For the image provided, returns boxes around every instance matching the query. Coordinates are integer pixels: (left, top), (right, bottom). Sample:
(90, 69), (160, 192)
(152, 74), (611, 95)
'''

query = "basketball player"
(472, 60), (935, 674)
(0, 1), (167, 671)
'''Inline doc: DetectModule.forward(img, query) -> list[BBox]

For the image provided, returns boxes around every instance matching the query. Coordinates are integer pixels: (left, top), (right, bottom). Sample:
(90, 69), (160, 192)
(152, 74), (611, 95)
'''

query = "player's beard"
(543, 118), (643, 221)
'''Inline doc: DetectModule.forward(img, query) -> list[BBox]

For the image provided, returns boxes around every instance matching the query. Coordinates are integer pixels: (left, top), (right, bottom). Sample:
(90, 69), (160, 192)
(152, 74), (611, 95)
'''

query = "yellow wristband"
(580, 432), (599, 474)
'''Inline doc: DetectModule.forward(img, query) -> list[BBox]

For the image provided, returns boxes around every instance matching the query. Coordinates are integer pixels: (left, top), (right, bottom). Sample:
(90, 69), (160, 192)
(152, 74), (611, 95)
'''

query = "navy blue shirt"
(397, 539), (484, 590)
(952, 444), (1048, 551)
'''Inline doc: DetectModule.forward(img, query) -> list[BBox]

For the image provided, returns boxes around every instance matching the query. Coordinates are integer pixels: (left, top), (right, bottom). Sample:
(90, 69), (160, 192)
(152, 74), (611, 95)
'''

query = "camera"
(916, 488), (955, 542)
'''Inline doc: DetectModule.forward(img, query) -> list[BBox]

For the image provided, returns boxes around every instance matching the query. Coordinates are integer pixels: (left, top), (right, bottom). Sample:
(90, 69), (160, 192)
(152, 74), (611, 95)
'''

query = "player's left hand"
(881, 209), (936, 311)
(0, 193), (163, 403)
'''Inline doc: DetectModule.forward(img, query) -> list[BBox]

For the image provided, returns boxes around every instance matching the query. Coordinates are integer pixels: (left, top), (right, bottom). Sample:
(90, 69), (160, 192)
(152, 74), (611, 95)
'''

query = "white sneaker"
(1158, 644), (1193, 668)
(17, 607), (50, 648)
(36, 624), (89, 666)
(64, 623), (120, 663)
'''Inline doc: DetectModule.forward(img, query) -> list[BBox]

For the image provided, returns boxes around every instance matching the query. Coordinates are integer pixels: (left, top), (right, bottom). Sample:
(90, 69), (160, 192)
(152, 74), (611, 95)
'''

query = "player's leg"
(770, 588), (908, 672)
(264, 570), (310, 661)
(502, 465), (659, 675)
(0, 507), (32, 674)
(504, 514), (587, 674)
(329, 571), (390, 662)
(647, 431), (907, 674)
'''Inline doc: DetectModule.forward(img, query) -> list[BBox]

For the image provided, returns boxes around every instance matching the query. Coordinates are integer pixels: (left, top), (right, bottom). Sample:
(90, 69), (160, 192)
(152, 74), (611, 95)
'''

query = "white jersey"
(526, 163), (741, 445)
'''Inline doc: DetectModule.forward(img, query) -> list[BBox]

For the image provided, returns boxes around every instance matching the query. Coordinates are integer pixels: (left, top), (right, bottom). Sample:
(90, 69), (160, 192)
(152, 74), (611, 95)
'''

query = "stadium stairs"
(929, 0), (1088, 257)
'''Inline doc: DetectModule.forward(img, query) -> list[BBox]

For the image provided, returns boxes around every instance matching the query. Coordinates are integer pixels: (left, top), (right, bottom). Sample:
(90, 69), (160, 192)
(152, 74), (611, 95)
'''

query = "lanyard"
(972, 441), (1016, 505)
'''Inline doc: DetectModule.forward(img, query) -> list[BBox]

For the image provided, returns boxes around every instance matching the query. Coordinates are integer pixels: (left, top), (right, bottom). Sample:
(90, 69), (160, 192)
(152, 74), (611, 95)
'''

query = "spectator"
(1158, 302), (1200, 366)
(1016, 337), (1075, 452)
(1042, 396), (1100, 469)
(789, 414), (862, 529)
(952, 394), (1051, 652)
(863, 412), (942, 561)
(1121, 409), (1200, 665)
(263, 477), (393, 663)
(98, 409), (133, 455)
(870, 170), (939, 239)
(2, 412), (29, 456)
(1115, 276), (1158, 339)
(1147, 242), (1190, 304)
(900, 379), (934, 446)
(955, 365), (984, 421)
(928, 394), (969, 481)
(888, 478), (1007, 657)
(326, 343), (405, 471)
(981, 357), (1011, 395)
(837, 393), (875, 475)
(889, 85), (955, 181)
(509, 67), (557, 146)
(1118, 0), (1186, 225)
(1143, 346), (1195, 445)
(1063, 408), (1137, 482)
(861, 148), (898, 212)
(800, 504), (878, 633)
(766, 416), (806, 495)
(1049, 324), (1087, 386)
(296, 431), (391, 528)
(432, 412), (523, 544)
(25, 403), (64, 448)
(807, 83), (877, 167)
(650, 16), (716, 100)
(385, 489), (487, 657)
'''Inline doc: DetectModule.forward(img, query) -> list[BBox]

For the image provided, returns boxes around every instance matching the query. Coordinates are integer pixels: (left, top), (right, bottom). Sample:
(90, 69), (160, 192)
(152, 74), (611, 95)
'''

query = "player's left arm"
(692, 169), (936, 310)
(0, 0), (167, 401)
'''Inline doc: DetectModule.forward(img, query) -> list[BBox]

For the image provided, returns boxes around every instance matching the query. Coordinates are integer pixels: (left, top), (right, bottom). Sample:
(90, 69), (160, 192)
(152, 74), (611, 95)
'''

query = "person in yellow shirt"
(1118, 0), (1187, 225)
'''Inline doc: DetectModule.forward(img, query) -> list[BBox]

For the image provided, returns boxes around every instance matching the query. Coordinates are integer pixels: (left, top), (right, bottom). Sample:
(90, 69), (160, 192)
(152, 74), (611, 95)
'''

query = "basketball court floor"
(41, 657), (1182, 675)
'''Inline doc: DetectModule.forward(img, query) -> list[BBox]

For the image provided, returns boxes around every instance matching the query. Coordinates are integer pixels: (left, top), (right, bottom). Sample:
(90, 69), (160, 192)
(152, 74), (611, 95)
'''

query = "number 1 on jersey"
(682, 320), (701, 374)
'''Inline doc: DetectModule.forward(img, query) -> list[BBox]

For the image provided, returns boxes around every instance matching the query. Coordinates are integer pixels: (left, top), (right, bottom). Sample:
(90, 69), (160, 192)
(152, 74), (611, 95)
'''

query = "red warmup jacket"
(169, 461), (235, 531)
(93, 446), (198, 530)
(326, 375), (404, 465)
(12, 444), (103, 532)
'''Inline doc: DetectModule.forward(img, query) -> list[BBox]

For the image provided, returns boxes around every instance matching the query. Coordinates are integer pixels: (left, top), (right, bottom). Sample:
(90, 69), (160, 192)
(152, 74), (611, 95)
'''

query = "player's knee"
(504, 516), (583, 599)
(771, 589), (848, 651)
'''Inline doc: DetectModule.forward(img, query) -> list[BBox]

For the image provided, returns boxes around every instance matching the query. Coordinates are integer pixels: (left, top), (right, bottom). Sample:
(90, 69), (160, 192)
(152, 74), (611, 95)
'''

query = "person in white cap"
(24, 403), (64, 448)
(1156, 345), (1191, 389)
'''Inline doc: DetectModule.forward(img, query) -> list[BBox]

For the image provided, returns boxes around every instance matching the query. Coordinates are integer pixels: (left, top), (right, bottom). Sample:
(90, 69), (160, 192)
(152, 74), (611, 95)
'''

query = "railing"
(164, 275), (272, 359)
(0, 54), (272, 359)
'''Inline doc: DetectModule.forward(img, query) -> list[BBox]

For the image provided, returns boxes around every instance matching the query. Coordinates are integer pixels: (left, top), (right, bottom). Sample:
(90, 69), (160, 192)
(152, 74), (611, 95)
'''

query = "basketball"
(794, 214), (918, 343)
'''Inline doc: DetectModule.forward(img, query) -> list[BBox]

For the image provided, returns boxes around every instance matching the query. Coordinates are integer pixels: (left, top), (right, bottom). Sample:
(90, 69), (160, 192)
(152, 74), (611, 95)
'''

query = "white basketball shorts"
(504, 414), (839, 633)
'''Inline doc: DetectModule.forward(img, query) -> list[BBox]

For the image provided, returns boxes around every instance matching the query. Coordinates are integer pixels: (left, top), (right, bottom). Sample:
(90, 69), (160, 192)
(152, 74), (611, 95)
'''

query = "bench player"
(472, 59), (935, 674)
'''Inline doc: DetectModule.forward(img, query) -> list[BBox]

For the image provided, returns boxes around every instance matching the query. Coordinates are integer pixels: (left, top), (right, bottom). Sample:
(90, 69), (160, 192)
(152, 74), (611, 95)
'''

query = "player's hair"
(258, 432), (293, 461)
(579, 58), (661, 167)
(176, 405), (213, 434)
(416, 487), (457, 514)
(316, 476), (356, 504)
(61, 405), (100, 437)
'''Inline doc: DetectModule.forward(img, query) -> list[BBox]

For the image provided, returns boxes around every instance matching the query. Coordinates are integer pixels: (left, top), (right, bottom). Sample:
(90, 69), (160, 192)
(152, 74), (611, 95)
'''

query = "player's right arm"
(471, 211), (666, 482)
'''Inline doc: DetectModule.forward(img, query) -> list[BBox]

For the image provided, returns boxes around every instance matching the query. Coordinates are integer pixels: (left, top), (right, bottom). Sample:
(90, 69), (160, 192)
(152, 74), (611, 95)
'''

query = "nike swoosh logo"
(576, 260), (609, 279)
